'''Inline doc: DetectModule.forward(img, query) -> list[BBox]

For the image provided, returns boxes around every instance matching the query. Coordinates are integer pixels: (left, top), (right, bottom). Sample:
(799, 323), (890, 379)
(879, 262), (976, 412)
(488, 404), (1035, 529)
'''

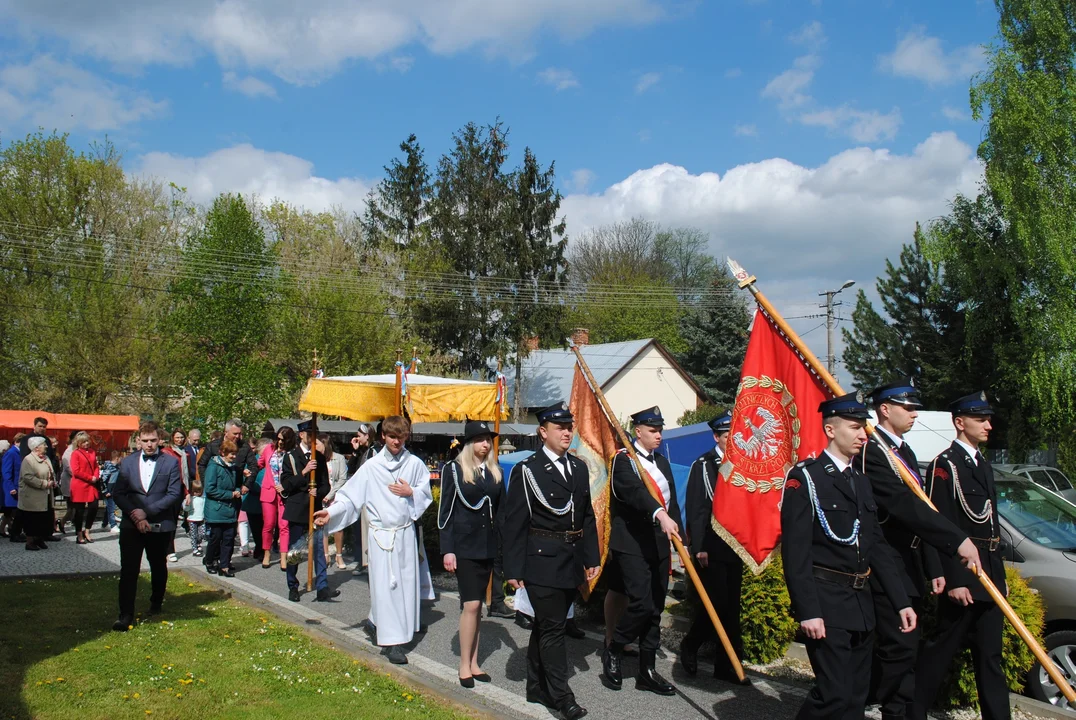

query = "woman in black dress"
(438, 420), (504, 688)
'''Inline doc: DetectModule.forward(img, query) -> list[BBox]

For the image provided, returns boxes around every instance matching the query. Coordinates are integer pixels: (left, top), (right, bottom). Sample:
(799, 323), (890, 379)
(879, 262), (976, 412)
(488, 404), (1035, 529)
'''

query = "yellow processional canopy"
(298, 373), (507, 423)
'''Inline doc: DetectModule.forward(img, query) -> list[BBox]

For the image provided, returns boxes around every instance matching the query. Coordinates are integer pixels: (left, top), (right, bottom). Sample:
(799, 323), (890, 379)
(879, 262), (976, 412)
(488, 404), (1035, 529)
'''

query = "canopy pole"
(394, 349), (403, 416)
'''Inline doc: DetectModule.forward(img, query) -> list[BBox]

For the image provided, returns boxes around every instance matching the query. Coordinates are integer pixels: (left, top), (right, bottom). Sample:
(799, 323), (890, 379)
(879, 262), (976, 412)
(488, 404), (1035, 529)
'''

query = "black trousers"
(611, 551), (669, 652)
(869, 591), (921, 720)
(799, 627), (873, 720)
(118, 528), (170, 620)
(206, 523), (236, 569)
(490, 538), (506, 607)
(912, 599), (1009, 720)
(527, 584), (577, 709)
(683, 559), (744, 671)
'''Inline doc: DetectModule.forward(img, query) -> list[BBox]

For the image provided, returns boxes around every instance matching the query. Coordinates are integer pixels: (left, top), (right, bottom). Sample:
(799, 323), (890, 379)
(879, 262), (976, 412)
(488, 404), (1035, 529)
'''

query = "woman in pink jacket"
(260, 426), (293, 570)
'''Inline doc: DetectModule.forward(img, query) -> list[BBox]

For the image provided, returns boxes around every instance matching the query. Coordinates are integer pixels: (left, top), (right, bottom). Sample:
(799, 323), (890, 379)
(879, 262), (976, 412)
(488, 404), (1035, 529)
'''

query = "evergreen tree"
(677, 270), (750, 406)
(363, 134), (431, 250)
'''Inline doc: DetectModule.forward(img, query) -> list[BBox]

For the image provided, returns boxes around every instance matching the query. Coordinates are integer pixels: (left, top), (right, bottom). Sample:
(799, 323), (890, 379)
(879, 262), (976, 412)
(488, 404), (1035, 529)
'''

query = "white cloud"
(734, 124), (758, 137)
(567, 168), (596, 193)
(942, 105), (967, 122)
(724, 67), (742, 79)
(134, 144), (372, 212)
(789, 20), (826, 50)
(560, 131), (983, 355)
(222, 71), (277, 99)
(761, 54), (818, 109)
(1, 0), (663, 84)
(879, 28), (985, 86)
(0, 54), (166, 132)
(537, 67), (580, 91)
(635, 71), (661, 94)
(800, 105), (902, 142)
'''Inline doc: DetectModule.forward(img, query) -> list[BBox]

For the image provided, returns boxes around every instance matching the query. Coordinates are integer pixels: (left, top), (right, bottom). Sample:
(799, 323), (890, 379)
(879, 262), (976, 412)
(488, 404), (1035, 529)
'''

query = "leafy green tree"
(970, 0), (1076, 427)
(170, 194), (287, 426)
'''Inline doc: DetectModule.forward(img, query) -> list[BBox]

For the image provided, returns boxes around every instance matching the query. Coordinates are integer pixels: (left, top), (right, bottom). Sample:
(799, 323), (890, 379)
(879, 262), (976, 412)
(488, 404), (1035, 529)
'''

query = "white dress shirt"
(875, 424), (905, 449)
(139, 453), (157, 492)
(823, 450), (851, 474)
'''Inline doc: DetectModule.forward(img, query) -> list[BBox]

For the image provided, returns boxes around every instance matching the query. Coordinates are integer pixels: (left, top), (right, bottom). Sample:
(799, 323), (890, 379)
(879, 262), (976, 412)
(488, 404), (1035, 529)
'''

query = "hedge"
(923, 565), (1045, 711)
(740, 556), (799, 663)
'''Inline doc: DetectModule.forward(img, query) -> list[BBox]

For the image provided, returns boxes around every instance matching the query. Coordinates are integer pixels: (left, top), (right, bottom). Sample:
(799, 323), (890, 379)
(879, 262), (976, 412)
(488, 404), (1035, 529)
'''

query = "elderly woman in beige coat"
(20, 436), (57, 551)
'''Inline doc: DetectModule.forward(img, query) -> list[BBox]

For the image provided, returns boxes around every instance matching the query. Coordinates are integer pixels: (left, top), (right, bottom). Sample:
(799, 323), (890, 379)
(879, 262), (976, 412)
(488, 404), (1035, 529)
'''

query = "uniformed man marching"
(912, 392), (1010, 720)
(501, 401), (599, 720)
(601, 406), (684, 696)
(679, 410), (751, 685)
(781, 393), (915, 720)
(860, 379), (980, 720)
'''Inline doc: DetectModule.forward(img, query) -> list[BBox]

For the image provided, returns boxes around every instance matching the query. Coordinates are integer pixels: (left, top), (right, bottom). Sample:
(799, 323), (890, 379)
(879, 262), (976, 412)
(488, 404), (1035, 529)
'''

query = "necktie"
(558, 456), (571, 477)
(843, 467), (857, 496)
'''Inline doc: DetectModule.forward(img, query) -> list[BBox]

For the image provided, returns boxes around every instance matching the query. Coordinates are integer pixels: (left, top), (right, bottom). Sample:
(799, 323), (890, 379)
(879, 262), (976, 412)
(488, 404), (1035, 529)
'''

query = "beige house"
(503, 335), (708, 429)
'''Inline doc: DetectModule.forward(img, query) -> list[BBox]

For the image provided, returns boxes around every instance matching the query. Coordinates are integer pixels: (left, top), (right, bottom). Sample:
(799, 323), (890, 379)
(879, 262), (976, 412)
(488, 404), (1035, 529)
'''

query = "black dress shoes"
(314, 588), (341, 602)
(112, 616), (133, 632)
(148, 604), (163, 616)
(487, 602), (514, 618)
(636, 650), (675, 696)
(458, 676), (474, 689)
(515, 612), (534, 630)
(561, 702), (588, 720)
(564, 618), (585, 639)
(384, 646), (408, 664)
(288, 588), (301, 602)
(679, 638), (698, 676)
(601, 647), (623, 689)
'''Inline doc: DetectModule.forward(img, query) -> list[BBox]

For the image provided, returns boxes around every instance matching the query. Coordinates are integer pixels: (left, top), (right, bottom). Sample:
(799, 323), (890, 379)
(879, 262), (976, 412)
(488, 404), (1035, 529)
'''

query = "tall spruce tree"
(677, 269), (750, 406)
(363, 134), (431, 250)
(841, 227), (973, 409)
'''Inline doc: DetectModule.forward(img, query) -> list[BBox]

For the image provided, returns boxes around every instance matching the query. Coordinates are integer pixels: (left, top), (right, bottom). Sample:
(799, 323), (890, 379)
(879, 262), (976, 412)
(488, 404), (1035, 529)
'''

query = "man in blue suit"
(112, 420), (183, 631)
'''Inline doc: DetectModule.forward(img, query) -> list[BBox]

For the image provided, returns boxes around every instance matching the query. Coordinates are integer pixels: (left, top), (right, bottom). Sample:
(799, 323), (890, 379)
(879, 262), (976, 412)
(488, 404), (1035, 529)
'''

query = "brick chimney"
(525, 335), (540, 351)
(571, 327), (590, 347)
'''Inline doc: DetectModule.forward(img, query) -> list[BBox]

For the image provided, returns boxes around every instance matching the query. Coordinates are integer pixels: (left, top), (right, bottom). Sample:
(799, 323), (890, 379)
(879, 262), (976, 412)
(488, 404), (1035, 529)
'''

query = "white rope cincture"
(437, 463), (493, 531)
(700, 458), (715, 503)
(950, 458), (992, 525)
(803, 467), (860, 546)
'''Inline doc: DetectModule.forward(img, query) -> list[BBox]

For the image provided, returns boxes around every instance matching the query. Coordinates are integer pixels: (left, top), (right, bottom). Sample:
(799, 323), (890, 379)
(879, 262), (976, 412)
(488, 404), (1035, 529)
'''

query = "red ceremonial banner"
(567, 364), (620, 591)
(713, 310), (832, 573)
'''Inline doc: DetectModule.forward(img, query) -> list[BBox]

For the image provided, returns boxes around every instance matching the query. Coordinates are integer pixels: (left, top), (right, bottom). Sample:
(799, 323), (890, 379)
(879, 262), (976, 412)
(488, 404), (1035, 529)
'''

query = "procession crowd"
(1, 382), (1012, 720)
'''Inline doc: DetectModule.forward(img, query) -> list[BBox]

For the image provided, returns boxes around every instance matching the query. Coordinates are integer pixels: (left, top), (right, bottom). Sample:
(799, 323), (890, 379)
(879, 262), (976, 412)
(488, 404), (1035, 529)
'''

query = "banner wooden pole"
(726, 257), (1076, 705)
(569, 340), (747, 683)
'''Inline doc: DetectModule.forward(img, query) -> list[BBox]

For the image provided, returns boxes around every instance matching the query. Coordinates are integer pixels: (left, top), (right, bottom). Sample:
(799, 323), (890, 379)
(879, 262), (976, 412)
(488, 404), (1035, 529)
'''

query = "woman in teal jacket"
(203, 440), (241, 577)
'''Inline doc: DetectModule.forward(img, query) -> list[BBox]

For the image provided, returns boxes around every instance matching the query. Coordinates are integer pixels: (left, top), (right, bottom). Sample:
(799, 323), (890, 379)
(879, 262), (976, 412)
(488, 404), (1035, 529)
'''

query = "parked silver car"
(994, 472), (1076, 705)
(995, 463), (1076, 504)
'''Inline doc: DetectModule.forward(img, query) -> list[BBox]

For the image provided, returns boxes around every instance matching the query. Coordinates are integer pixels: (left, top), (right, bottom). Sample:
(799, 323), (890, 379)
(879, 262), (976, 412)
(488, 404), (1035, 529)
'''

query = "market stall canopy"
(298, 373), (508, 423)
(0, 410), (140, 432)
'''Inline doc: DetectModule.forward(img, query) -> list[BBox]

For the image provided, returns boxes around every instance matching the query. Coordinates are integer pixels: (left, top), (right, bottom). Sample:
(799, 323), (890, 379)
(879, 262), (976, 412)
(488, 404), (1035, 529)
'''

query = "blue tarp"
(660, 421), (715, 467)
(498, 449), (692, 530)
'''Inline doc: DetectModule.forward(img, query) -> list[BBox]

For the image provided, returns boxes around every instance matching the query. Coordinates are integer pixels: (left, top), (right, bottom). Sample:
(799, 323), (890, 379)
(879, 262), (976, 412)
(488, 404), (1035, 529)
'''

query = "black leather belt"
(813, 565), (871, 590)
(531, 528), (583, 544)
(970, 536), (1000, 552)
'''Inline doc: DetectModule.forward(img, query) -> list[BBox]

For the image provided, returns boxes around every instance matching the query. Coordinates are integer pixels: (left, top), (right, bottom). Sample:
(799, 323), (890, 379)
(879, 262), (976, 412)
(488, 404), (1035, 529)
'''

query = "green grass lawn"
(0, 575), (475, 720)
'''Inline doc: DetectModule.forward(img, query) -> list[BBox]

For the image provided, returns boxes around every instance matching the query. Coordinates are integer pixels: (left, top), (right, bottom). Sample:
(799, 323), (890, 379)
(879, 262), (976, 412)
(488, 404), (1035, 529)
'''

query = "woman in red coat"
(69, 431), (100, 544)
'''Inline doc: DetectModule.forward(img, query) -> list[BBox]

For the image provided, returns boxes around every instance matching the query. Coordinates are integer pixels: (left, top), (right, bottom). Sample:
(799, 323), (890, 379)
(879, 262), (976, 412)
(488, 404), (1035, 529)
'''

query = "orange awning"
(0, 410), (140, 432)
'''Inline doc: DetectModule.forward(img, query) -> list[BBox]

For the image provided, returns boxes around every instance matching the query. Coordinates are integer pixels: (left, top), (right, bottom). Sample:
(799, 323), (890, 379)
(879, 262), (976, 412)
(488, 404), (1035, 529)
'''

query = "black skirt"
(456, 557), (494, 603)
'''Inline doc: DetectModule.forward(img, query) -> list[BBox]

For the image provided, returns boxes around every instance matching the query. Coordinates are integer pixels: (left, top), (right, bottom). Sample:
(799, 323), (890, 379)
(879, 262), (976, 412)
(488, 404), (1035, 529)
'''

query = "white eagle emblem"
(732, 407), (783, 460)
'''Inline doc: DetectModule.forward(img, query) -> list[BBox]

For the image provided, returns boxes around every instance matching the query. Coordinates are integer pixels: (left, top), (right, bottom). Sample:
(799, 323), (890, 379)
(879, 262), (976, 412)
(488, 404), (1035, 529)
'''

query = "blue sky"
(0, 0), (1001, 372)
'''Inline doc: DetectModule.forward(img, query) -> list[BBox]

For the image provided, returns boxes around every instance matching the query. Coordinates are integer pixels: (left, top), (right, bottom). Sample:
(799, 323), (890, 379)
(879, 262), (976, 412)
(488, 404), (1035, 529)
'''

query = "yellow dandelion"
(133, 693), (140, 699)
(176, 693), (182, 698)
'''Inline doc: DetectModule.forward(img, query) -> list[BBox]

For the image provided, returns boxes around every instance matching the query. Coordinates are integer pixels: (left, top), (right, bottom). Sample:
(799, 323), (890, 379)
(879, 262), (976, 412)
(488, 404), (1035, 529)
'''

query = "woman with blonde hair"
(437, 420), (505, 687)
(68, 431), (100, 544)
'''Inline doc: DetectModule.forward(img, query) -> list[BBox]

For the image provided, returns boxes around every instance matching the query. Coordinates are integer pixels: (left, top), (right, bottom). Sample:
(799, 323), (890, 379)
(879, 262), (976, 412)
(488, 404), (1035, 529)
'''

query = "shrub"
(677, 404), (726, 428)
(740, 556), (799, 663)
(924, 565), (1045, 710)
